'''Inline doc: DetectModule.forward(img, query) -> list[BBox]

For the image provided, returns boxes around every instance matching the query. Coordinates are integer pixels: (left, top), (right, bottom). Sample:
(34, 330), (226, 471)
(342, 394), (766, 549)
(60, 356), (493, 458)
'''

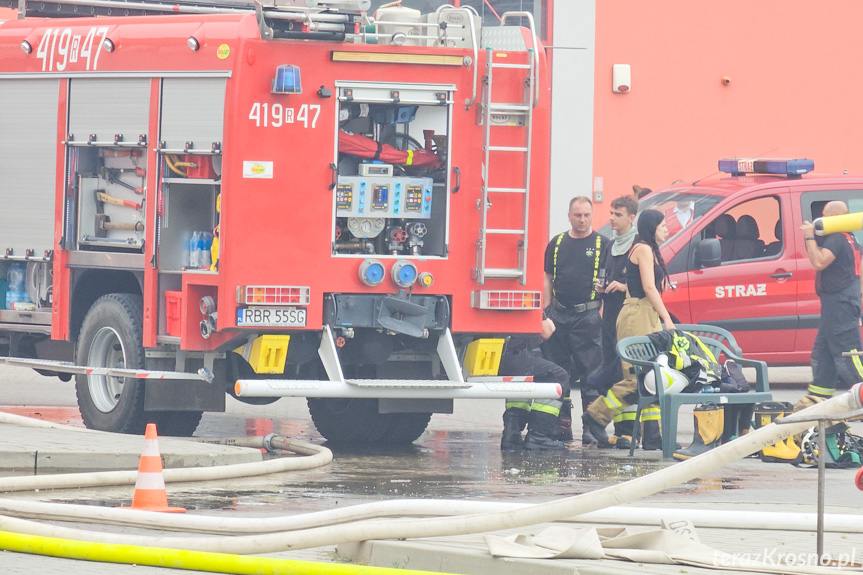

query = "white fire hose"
(0, 384), (860, 555)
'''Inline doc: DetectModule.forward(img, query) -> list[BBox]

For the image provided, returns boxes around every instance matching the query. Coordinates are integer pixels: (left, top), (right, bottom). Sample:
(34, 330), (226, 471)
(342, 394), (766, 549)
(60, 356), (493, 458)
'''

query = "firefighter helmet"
(642, 354), (689, 395)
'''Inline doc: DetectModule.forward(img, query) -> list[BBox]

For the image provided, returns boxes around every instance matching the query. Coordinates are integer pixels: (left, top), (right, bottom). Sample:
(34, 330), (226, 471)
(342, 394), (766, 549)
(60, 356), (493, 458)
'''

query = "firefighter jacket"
(647, 330), (721, 388)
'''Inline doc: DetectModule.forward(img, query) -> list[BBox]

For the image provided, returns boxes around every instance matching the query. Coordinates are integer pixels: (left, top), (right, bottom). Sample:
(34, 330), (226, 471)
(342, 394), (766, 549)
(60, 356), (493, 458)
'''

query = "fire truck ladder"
(474, 11), (539, 286)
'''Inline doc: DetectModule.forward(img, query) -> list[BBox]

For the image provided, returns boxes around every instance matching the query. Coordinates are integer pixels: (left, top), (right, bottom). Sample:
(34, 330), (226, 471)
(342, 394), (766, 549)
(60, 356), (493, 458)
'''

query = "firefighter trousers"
(587, 296), (661, 427)
(808, 325), (863, 397)
(501, 346), (569, 419)
(542, 308), (602, 420)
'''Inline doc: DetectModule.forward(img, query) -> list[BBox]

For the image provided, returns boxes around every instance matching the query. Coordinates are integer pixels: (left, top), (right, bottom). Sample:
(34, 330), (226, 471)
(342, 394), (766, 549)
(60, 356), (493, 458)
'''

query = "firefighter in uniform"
(594, 195), (661, 449)
(542, 196), (607, 444)
(500, 318), (570, 451)
(583, 209), (675, 446)
(797, 201), (863, 410)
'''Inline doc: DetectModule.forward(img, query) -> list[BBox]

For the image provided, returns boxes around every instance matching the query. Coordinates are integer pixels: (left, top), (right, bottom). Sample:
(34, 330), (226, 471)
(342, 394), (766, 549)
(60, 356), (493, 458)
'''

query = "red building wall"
(592, 1), (863, 220)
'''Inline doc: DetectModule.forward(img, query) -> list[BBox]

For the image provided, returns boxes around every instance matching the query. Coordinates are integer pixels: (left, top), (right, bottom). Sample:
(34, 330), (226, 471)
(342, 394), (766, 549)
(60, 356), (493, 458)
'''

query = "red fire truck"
(0, 0), (559, 441)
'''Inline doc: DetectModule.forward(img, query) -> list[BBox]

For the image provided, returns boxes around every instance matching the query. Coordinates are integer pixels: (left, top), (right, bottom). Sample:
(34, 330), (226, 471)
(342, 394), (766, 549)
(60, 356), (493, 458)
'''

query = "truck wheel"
(75, 294), (148, 434)
(152, 411), (204, 437)
(307, 398), (393, 443)
(383, 413), (432, 444)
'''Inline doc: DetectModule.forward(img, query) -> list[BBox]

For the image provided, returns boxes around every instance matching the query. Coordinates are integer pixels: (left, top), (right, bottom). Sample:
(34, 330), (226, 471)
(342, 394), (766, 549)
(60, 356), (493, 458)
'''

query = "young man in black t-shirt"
(542, 196), (608, 444)
(798, 201), (863, 409)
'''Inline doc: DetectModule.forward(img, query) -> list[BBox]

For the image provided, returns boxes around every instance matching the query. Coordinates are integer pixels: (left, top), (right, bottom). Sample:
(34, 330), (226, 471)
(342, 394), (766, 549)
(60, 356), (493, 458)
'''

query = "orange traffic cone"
(119, 423), (185, 513)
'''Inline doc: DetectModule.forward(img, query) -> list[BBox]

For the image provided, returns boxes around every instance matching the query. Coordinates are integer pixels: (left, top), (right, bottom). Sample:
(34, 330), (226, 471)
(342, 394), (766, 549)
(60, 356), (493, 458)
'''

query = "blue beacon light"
(718, 158), (814, 177)
(272, 65), (302, 95)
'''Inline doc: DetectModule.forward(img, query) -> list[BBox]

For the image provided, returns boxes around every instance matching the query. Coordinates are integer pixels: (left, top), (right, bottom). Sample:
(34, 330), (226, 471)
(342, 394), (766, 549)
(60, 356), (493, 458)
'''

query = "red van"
(612, 159), (863, 366)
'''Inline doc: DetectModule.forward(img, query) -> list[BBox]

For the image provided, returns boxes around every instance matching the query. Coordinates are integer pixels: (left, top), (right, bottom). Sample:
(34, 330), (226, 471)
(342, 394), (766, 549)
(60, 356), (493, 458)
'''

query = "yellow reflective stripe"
(531, 402), (561, 417)
(615, 411), (637, 422)
(807, 384), (834, 397)
(405, 150), (414, 166)
(552, 233), (565, 298)
(641, 406), (661, 422)
(505, 401), (532, 412)
(590, 234), (601, 301)
(851, 349), (863, 379)
(602, 390), (624, 412)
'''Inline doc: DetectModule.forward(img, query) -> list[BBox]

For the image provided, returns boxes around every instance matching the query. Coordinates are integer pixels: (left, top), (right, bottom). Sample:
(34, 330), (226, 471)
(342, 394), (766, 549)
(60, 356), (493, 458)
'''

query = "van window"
(697, 196), (782, 266)
(597, 189), (723, 243)
(802, 190), (863, 246)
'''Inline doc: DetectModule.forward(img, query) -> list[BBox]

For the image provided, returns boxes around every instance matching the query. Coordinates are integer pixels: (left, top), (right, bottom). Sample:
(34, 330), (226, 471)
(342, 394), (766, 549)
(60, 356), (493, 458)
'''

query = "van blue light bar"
(718, 158), (814, 177)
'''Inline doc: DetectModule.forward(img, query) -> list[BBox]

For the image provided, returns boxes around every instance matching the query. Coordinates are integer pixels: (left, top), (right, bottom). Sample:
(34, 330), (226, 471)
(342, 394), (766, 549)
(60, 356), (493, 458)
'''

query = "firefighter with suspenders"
(542, 196), (607, 444)
(797, 201), (863, 410)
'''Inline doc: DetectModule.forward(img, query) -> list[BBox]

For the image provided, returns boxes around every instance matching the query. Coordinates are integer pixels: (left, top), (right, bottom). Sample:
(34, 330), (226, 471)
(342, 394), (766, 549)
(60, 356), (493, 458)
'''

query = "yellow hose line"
(166, 154), (188, 177)
(0, 530), (449, 575)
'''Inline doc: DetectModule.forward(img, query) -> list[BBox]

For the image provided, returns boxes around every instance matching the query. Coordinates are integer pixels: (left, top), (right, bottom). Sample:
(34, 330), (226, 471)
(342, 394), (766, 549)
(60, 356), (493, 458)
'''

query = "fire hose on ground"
(0, 384), (860, 558)
(0, 412), (331, 492)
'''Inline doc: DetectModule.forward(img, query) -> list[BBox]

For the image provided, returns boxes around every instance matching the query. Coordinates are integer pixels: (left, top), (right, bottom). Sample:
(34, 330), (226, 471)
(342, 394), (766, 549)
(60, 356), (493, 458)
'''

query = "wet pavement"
(2, 365), (863, 574)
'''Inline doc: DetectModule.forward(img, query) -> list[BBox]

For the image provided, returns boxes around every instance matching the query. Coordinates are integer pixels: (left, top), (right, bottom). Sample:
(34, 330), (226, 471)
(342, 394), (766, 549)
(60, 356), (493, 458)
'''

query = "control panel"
(336, 176), (433, 219)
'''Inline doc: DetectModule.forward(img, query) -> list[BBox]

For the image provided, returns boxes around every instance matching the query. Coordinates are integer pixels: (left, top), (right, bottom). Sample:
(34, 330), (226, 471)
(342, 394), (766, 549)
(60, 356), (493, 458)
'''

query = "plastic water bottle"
(200, 232), (212, 268)
(700, 385), (716, 393)
(6, 263), (30, 309)
(189, 231), (200, 268)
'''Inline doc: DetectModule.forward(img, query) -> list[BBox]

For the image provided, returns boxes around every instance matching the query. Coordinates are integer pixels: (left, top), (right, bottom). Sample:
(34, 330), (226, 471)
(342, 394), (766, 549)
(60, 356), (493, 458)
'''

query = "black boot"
(524, 411), (567, 450)
(673, 403), (724, 460)
(641, 419), (662, 451)
(501, 408), (527, 451)
(578, 391), (599, 445)
(608, 416), (636, 450)
(582, 412), (611, 448)
(553, 397), (574, 442)
(722, 404), (755, 443)
(581, 425), (597, 446)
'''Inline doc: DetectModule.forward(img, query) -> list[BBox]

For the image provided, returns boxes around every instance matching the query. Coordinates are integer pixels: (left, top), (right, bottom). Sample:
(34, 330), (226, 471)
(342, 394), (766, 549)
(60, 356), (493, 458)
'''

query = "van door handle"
(770, 272), (793, 279)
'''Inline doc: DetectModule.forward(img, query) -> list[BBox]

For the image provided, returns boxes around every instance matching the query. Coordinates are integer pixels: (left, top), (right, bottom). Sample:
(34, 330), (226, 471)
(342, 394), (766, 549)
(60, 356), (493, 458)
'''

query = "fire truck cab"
(0, 0), (558, 441)
(627, 159), (863, 366)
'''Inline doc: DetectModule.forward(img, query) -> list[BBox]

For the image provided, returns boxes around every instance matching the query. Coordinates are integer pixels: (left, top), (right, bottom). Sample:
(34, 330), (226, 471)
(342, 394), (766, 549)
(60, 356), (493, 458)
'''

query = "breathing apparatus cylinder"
(813, 212), (863, 235)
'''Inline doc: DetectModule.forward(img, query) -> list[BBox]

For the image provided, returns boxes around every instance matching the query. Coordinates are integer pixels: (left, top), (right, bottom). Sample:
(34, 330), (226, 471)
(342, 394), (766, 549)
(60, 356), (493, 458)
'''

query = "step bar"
(234, 326), (561, 400)
(234, 377), (561, 399)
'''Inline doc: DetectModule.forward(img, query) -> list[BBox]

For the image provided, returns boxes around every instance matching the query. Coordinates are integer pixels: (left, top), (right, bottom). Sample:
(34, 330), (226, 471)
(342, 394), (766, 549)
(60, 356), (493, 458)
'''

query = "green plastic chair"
(616, 323), (772, 458)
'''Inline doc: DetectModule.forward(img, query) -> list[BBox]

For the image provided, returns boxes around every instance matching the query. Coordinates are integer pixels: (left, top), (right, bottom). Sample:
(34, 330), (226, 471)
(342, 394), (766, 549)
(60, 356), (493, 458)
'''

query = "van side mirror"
(699, 238), (722, 268)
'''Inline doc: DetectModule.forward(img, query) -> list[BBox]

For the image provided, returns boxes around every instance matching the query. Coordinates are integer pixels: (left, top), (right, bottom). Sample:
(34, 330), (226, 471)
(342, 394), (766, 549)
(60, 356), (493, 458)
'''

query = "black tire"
(152, 411), (204, 437)
(307, 398), (393, 443)
(383, 412), (432, 444)
(75, 294), (149, 434)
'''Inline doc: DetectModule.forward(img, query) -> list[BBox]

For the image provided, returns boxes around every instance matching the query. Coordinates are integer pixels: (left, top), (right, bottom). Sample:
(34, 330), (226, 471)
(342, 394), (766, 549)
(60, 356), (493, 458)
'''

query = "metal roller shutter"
(0, 79), (60, 256)
(160, 77), (226, 151)
(68, 78), (150, 141)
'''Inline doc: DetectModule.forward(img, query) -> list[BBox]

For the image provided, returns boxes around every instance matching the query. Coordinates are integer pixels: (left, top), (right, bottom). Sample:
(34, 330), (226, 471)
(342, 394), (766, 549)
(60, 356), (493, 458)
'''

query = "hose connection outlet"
(391, 260), (418, 288)
(199, 295), (217, 315)
(358, 258), (385, 287)
(200, 312), (217, 339)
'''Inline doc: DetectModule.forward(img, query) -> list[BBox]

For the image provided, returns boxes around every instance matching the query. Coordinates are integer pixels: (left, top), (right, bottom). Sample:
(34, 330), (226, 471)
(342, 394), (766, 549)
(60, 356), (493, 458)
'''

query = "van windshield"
(598, 190), (724, 245)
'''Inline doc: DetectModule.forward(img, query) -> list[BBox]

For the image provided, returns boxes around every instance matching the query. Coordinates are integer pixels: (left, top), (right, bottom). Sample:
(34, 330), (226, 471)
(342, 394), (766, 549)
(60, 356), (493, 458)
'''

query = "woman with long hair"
(582, 209), (675, 447)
